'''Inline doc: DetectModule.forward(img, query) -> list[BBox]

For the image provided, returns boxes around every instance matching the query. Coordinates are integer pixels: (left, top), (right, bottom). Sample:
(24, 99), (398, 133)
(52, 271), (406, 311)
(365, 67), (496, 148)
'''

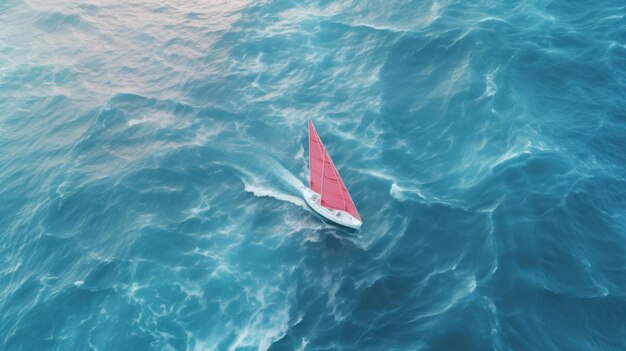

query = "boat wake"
(225, 153), (309, 211)
(242, 180), (306, 209)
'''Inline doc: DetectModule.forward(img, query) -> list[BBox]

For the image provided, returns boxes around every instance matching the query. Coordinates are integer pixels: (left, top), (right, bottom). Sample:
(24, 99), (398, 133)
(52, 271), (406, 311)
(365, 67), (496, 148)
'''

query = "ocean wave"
(2, 0), (626, 350)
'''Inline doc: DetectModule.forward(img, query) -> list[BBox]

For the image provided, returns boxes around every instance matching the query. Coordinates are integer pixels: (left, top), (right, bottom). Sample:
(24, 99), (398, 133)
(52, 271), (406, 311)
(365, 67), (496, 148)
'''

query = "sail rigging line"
(330, 157), (348, 212)
(309, 118), (325, 195)
(319, 134), (326, 205)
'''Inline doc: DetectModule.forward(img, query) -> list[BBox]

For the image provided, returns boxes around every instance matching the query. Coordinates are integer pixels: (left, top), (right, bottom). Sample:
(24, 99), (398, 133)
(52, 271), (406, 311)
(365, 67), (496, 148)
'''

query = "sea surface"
(1, 1), (625, 350)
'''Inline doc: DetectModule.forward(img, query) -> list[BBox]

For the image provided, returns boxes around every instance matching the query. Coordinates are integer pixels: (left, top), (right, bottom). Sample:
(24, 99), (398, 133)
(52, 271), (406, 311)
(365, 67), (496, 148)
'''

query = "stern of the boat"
(302, 188), (362, 230)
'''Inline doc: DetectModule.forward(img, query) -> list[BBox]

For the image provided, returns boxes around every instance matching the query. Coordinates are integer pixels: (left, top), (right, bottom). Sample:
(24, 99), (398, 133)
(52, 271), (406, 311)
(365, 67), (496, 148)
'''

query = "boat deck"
(302, 188), (362, 229)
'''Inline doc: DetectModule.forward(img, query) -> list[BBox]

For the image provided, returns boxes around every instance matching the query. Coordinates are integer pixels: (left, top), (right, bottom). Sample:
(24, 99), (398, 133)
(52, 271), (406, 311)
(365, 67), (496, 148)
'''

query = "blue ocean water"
(1, 0), (625, 349)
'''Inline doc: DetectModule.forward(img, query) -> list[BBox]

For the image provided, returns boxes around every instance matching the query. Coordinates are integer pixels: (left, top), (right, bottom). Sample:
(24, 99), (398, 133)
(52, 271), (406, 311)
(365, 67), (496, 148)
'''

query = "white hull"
(302, 188), (362, 229)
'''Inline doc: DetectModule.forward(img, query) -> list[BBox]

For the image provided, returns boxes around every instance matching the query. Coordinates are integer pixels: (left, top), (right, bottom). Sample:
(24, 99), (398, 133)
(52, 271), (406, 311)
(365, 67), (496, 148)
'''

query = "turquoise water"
(1, 0), (625, 350)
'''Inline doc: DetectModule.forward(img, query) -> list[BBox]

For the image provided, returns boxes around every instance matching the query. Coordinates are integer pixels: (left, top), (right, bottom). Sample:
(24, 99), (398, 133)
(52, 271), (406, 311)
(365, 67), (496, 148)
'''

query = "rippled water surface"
(1, 0), (625, 350)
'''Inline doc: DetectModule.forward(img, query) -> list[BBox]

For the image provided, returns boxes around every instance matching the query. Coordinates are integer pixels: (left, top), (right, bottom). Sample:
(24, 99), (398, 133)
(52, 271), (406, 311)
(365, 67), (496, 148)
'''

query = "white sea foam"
(356, 168), (397, 182)
(284, 216), (325, 235)
(482, 69), (498, 98)
(179, 282), (204, 300)
(127, 110), (176, 127)
(345, 1), (441, 32)
(189, 201), (211, 215)
(227, 285), (291, 351)
(296, 338), (309, 351)
(219, 152), (309, 212)
(243, 181), (306, 209)
(492, 147), (532, 168)
(474, 195), (505, 213)
(272, 160), (308, 193)
(423, 2), (442, 27)
(190, 124), (226, 146)
(293, 144), (304, 160)
(389, 183), (427, 202)
(411, 274), (478, 322)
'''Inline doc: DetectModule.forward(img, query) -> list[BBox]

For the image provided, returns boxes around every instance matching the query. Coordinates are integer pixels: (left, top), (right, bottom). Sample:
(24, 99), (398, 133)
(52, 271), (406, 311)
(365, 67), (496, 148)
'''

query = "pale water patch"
(482, 68), (498, 98)
(390, 183), (427, 202)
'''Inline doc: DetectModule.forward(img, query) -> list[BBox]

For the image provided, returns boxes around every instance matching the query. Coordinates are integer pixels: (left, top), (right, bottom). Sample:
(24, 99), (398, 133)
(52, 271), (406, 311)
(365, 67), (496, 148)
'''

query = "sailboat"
(302, 118), (362, 229)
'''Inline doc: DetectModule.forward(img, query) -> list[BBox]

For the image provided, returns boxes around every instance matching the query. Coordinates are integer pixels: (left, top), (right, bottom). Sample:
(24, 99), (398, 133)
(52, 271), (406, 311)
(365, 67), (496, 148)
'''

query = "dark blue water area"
(1, 0), (625, 350)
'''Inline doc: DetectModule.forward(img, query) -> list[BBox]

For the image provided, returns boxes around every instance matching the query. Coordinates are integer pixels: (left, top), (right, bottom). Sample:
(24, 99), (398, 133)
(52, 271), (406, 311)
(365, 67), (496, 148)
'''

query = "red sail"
(308, 119), (361, 221)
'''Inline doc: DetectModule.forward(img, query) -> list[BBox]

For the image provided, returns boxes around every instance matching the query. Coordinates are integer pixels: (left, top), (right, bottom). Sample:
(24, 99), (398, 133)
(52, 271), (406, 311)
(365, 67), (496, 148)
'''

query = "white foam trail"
(267, 156), (308, 194)
(218, 151), (309, 211)
(243, 180), (306, 208)
(244, 156), (308, 209)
